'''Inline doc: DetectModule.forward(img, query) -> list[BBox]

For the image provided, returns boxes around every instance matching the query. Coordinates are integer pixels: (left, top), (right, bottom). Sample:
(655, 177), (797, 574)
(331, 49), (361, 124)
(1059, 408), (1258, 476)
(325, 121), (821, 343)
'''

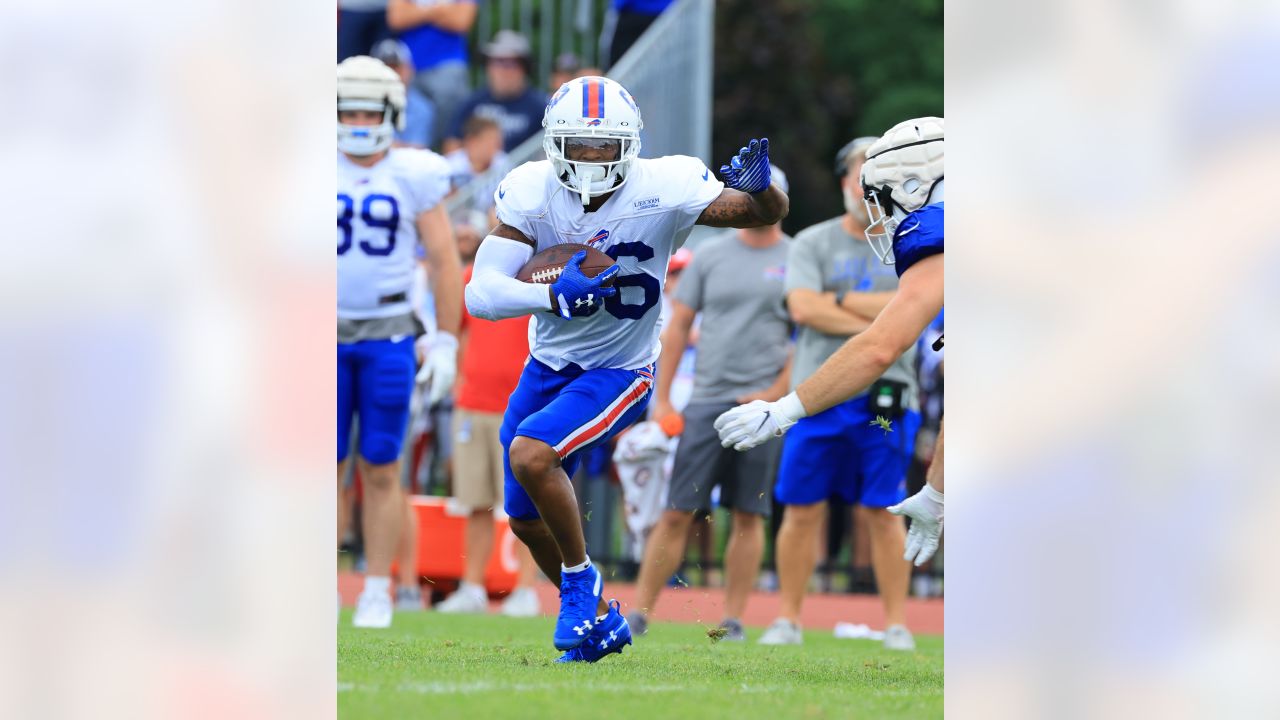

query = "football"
(516, 243), (616, 286)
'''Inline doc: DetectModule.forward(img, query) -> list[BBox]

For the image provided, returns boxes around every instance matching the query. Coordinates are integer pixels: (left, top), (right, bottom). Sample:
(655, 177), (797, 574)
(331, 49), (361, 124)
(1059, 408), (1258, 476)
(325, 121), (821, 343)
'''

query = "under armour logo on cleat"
(574, 620), (593, 635)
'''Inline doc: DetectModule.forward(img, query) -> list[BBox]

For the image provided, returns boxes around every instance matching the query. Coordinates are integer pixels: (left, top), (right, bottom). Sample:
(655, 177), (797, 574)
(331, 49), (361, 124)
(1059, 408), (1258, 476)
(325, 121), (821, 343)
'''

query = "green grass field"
(338, 611), (942, 719)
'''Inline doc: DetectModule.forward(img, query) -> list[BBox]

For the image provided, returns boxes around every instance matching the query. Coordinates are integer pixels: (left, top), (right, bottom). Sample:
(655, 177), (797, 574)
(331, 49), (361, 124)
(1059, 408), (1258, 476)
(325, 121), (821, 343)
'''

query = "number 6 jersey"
(495, 155), (723, 371)
(338, 148), (451, 321)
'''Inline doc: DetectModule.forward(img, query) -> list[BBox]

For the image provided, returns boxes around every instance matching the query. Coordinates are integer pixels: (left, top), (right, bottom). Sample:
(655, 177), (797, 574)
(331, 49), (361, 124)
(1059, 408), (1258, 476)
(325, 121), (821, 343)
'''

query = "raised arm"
(697, 137), (789, 227)
(696, 186), (789, 228)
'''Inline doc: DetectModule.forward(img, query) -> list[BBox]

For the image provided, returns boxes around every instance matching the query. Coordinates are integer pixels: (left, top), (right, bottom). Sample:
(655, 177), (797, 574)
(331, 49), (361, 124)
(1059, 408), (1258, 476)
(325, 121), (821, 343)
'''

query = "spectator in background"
(446, 31), (546, 153)
(602, 0), (675, 70)
(339, 0), (391, 62)
(445, 115), (508, 215)
(386, 0), (477, 151)
(757, 138), (921, 651)
(548, 53), (582, 95)
(370, 39), (437, 149)
(628, 168), (793, 642)
(434, 249), (542, 617)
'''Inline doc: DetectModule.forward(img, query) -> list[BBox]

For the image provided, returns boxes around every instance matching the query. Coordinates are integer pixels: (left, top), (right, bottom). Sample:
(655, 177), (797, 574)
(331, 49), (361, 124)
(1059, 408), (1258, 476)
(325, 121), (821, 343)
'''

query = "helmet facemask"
(545, 132), (640, 205)
(337, 99), (397, 157)
(862, 182), (901, 265)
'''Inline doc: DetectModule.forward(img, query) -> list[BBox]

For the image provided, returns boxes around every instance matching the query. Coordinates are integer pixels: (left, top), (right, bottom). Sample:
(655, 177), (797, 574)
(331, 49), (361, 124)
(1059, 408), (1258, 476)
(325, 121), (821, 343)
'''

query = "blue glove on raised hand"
(719, 138), (772, 193)
(550, 251), (620, 319)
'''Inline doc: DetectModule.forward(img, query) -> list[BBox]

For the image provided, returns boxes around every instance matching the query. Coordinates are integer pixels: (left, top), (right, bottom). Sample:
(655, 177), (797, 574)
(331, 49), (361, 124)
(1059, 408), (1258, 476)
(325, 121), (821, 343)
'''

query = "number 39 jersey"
(495, 155), (724, 371)
(338, 148), (450, 320)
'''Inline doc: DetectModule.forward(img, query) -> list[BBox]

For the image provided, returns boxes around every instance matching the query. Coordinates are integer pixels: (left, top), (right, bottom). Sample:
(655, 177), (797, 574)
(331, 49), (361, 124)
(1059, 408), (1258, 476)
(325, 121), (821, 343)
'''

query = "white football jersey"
(337, 148), (450, 320)
(495, 155), (724, 371)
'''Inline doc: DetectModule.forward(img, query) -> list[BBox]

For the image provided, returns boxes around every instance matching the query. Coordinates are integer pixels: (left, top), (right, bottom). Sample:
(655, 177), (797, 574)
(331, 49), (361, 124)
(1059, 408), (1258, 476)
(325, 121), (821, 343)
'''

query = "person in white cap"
(336, 56), (463, 629)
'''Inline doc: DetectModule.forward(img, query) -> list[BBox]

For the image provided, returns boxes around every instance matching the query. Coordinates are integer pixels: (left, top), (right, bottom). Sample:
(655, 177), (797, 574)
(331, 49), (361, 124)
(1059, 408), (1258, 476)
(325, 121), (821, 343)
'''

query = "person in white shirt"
(464, 75), (788, 662)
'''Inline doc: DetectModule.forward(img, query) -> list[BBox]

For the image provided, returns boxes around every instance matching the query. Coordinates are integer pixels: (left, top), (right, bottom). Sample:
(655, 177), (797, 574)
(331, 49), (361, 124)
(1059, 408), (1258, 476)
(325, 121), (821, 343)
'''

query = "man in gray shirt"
(628, 168), (794, 642)
(757, 138), (921, 651)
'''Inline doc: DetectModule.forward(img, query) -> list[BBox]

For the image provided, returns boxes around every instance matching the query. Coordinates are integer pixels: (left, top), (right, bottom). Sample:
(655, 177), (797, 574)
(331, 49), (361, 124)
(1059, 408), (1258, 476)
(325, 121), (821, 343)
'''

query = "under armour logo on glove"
(720, 138), (772, 194)
(551, 251), (620, 319)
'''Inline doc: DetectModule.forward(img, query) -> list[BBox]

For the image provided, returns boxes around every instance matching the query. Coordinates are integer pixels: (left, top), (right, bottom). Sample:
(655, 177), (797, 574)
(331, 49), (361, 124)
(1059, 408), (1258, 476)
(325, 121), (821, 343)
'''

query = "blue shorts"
(775, 396), (921, 508)
(337, 336), (417, 465)
(501, 358), (654, 520)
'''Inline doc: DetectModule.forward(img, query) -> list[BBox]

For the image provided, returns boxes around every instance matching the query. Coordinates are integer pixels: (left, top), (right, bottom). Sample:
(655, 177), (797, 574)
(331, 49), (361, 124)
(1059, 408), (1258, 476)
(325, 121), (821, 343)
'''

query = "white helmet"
(337, 56), (406, 157)
(543, 76), (643, 205)
(860, 116), (944, 264)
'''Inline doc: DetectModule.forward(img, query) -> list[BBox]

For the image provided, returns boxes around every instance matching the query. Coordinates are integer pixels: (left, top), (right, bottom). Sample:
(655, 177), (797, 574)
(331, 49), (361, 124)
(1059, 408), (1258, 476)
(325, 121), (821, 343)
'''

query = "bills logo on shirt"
(763, 265), (786, 281)
(589, 228), (610, 245)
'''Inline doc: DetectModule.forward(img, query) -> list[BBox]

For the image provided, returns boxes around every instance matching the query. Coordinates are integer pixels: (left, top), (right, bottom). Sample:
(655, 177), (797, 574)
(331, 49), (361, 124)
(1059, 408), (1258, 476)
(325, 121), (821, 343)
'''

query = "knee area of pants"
(508, 438), (556, 478)
(359, 435), (403, 466)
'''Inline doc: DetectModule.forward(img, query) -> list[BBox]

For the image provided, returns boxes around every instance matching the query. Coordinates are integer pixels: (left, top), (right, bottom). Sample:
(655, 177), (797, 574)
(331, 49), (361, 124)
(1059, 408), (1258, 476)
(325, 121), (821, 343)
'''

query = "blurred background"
(335, 0), (946, 621)
(2, 0), (1276, 717)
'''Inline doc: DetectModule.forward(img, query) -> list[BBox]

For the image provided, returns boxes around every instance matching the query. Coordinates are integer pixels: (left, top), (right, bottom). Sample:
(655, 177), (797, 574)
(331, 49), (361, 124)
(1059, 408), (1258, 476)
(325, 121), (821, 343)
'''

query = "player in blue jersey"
(337, 56), (464, 628)
(464, 75), (788, 662)
(715, 117), (946, 566)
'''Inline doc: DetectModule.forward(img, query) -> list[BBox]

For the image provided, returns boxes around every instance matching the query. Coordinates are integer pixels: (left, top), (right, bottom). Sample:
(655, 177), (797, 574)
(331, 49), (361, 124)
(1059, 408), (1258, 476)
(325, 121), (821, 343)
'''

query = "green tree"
(712, 0), (942, 232)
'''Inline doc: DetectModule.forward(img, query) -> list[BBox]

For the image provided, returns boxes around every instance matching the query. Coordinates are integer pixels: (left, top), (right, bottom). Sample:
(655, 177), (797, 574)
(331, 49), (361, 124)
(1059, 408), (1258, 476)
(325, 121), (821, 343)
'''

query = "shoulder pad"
(893, 202), (944, 277)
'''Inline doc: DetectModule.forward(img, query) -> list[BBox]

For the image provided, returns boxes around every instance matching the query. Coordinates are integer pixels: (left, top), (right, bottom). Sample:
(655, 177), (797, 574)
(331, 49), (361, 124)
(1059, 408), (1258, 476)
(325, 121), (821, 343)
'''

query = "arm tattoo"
(696, 190), (760, 228)
(491, 223), (535, 249)
(696, 187), (787, 228)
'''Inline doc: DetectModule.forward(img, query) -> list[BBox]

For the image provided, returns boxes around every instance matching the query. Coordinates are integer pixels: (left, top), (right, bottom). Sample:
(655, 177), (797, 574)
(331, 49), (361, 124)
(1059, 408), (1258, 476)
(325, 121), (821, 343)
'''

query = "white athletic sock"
(363, 576), (391, 596)
(562, 557), (591, 574)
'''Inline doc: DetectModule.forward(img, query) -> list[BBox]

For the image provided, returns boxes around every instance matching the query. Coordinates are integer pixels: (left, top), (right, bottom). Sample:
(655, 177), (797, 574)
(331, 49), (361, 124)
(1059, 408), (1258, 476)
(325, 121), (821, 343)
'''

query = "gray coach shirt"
(674, 231), (792, 403)
(785, 216), (919, 410)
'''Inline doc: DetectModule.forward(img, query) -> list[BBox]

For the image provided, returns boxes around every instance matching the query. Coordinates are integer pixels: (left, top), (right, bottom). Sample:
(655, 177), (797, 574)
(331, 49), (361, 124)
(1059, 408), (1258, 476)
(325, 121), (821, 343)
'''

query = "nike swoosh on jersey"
(390, 334), (409, 343)
(897, 222), (921, 236)
(701, 169), (709, 181)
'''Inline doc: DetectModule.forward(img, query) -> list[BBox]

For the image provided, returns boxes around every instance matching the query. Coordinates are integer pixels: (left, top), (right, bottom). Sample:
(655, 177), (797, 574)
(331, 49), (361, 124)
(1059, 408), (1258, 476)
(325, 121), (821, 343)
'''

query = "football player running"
(337, 56), (464, 628)
(465, 75), (788, 662)
(715, 117), (945, 566)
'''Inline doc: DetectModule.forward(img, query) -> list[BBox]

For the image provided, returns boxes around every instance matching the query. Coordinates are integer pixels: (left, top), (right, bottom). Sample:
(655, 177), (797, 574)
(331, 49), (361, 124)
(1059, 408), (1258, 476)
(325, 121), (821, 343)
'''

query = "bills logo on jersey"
(589, 228), (610, 245)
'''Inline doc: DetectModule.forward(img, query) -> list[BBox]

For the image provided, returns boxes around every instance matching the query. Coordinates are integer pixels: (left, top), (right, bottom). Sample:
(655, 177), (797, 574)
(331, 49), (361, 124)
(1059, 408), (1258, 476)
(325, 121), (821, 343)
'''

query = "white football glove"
(714, 392), (807, 451)
(888, 484), (944, 566)
(415, 331), (458, 407)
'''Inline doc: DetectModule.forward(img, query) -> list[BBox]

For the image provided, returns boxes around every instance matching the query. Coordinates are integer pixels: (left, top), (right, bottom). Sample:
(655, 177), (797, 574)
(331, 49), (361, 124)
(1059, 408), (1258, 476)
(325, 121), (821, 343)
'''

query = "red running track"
(339, 572), (943, 635)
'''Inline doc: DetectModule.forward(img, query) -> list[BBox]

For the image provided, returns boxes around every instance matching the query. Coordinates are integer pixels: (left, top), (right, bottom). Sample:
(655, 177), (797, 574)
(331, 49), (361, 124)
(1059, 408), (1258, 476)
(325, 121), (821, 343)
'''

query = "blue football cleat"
(556, 600), (632, 663)
(554, 562), (604, 650)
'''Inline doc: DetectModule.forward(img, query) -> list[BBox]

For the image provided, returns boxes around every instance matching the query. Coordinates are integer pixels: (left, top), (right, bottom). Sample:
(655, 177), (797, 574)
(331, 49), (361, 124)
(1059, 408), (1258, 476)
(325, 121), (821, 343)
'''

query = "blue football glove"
(719, 138), (772, 194)
(550, 251), (620, 319)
